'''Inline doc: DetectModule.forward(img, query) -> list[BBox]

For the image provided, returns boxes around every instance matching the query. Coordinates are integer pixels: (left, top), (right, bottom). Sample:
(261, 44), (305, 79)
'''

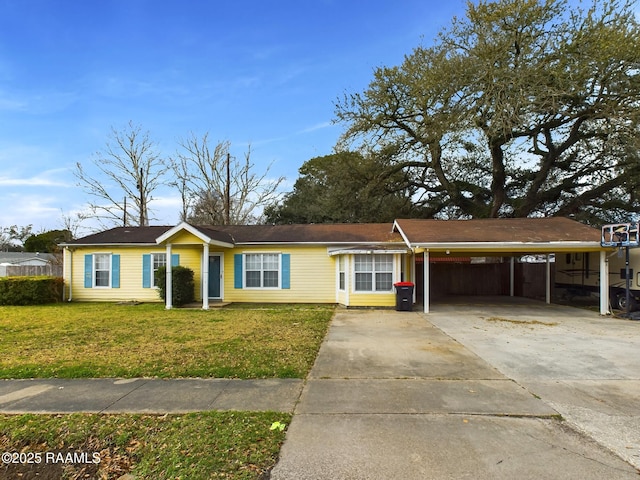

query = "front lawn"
(0, 303), (334, 379)
(0, 411), (290, 479)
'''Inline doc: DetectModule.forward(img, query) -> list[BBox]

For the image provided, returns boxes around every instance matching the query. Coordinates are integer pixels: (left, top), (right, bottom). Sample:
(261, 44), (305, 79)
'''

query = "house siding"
(224, 245), (335, 303)
(347, 292), (396, 307)
(66, 242), (399, 307)
(70, 247), (161, 302)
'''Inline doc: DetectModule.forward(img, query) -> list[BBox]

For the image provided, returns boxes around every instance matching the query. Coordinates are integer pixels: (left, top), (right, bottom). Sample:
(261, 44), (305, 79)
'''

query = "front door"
(208, 255), (222, 299)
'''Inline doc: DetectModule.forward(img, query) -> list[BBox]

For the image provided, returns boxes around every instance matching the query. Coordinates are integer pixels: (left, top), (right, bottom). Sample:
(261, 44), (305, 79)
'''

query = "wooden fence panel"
(3, 265), (63, 277)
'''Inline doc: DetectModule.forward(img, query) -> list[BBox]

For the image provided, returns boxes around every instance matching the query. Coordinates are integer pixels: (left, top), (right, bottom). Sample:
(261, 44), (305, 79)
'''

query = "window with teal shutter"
(143, 253), (179, 288)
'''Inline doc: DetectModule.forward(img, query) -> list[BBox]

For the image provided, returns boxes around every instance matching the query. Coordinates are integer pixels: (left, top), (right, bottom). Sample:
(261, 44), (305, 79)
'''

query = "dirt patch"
(0, 444), (134, 480)
(484, 316), (558, 327)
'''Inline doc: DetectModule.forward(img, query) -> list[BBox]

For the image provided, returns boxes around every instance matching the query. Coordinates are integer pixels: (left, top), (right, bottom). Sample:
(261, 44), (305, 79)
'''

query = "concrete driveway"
(271, 299), (640, 479)
(427, 297), (640, 471)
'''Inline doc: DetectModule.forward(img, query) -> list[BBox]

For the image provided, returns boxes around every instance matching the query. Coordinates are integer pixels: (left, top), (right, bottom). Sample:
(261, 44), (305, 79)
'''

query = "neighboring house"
(0, 252), (58, 277)
(60, 217), (607, 312)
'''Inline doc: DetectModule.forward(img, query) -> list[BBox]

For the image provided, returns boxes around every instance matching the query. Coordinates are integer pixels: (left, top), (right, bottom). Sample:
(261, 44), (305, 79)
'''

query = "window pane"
(263, 270), (279, 288)
(152, 254), (166, 287)
(246, 254), (261, 270)
(263, 254), (279, 270)
(375, 255), (393, 271)
(339, 272), (345, 290)
(94, 254), (110, 287)
(354, 255), (372, 272)
(376, 272), (393, 291)
(153, 253), (166, 269)
(246, 271), (261, 287)
(95, 254), (109, 270)
(355, 272), (372, 291)
(95, 271), (109, 287)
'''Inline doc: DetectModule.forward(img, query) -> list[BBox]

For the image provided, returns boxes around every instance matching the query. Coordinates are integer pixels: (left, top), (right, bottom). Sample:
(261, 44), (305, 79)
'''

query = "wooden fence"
(426, 262), (553, 300)
(0, 265), (63, 277)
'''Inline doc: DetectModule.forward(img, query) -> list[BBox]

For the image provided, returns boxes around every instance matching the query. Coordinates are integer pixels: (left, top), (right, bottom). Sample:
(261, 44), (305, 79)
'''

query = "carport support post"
(599, 250), (609, 315)
(423, 250), (430, 313)
(510, 257), (515, 297)
(546, 255), (551, 304)
(165, 243), (173, 310)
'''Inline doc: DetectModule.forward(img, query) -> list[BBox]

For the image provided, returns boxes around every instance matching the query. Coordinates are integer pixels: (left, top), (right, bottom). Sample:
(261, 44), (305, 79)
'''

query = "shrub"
(0, 276), (64, 305)
(155, 266), (195, 306)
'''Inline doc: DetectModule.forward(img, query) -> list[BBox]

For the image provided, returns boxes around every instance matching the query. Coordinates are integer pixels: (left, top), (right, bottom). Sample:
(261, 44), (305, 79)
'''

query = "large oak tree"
(335, 0), (640, 223)
(265, 151), (421, 224)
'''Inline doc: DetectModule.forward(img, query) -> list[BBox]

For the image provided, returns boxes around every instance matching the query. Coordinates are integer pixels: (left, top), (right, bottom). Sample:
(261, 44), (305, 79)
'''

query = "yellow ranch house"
(60, 218), (607, 312)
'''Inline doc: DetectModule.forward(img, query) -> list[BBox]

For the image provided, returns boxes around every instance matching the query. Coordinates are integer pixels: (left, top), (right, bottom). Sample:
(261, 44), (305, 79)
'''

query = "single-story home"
(60, 217), (609, 313)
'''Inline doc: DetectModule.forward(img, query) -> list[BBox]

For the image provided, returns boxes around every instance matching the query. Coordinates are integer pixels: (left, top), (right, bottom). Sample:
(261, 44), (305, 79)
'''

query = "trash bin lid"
(394, 282), (414, 287)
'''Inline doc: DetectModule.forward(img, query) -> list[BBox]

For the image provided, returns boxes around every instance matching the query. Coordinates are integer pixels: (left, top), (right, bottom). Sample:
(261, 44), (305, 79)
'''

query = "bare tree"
(74, 121), (168, 227)
(59, 209), (92, 238)
(0, 225), (33, 251)
(171, 134), (284, 225)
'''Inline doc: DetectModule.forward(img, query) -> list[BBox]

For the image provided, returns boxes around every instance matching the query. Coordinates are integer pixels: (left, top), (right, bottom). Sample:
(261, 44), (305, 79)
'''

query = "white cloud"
(0, 168), (71, 188)
(0, 194), (62, 229)
(297, 121), (332, 134)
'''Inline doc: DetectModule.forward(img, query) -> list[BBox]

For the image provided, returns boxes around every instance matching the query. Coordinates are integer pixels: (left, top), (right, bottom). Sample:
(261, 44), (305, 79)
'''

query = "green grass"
(0, 303), (334, 379)
(0, 411), (291, 479)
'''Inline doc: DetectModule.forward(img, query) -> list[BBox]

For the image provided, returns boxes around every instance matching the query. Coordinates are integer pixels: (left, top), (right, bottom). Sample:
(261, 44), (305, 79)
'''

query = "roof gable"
(155, 222), (234, 247)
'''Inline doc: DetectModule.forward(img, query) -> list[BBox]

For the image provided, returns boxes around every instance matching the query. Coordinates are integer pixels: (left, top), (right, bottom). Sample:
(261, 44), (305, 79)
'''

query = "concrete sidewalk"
(0, 378), (302, 414)
(270, 308), (639, 480)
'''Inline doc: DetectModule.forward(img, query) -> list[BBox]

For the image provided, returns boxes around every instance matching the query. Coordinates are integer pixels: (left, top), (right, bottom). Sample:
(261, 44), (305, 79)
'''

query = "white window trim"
(93, 253), (112, 289)
(352, 254), (395, 294)
(151, 253), (167, 289)
(244, 252), (282, 290)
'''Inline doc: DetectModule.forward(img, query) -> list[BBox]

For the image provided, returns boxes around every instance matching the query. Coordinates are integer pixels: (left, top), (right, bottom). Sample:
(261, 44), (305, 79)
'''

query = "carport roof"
(393, 217), (603, 252)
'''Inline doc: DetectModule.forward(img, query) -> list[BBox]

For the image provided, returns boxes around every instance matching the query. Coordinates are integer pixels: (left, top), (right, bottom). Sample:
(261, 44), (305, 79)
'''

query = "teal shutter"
(111, 254), (120, 288)
(171, 254), (180, 266)
(84, 254), (93, 288)
(234, 254), (243, 289)
(142, 254), (151, 288)
(281, 253), (290, 289)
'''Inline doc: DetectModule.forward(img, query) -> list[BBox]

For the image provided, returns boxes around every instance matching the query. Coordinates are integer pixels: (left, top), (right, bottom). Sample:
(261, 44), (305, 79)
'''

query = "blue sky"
(0, 0), (466, 234)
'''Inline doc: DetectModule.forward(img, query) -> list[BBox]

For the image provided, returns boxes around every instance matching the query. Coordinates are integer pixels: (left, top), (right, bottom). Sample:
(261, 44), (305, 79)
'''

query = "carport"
(393, 217), (608, 315)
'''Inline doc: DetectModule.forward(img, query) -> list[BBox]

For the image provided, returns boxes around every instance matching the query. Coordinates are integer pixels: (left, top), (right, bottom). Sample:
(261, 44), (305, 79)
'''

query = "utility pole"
(138, 167), (146, 226)
(225, 152), (231, 225)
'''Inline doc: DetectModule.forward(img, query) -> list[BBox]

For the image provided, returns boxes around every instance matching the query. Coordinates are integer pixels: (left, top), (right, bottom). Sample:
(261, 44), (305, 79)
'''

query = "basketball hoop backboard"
(601, 223), (640, 247)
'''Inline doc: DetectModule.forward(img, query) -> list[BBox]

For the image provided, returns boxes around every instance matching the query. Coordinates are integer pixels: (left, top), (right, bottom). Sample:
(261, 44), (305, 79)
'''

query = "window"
(245, 253), (280, 288)
(354, 254), (393, 292)
(339, 256), (346, 291)
(94, 254), (111, 287)
(152, 253), (166, 287)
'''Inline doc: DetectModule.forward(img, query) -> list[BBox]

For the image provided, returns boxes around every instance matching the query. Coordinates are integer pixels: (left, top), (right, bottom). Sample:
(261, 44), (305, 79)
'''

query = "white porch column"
(510, 257), (515, 297)
(545, 254), (551, 304)
(600, 250), (609, 315)
(411, 253), (417, 304)
(345, 255), (350, 307)
(165, 243), (173, 310)
(202, 243), (210, 310)
(423, 250), (430, 314)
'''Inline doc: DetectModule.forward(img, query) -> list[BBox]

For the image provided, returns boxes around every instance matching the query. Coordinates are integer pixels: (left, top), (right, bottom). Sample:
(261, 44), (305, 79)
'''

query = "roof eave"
(412, 241), (604, 253)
